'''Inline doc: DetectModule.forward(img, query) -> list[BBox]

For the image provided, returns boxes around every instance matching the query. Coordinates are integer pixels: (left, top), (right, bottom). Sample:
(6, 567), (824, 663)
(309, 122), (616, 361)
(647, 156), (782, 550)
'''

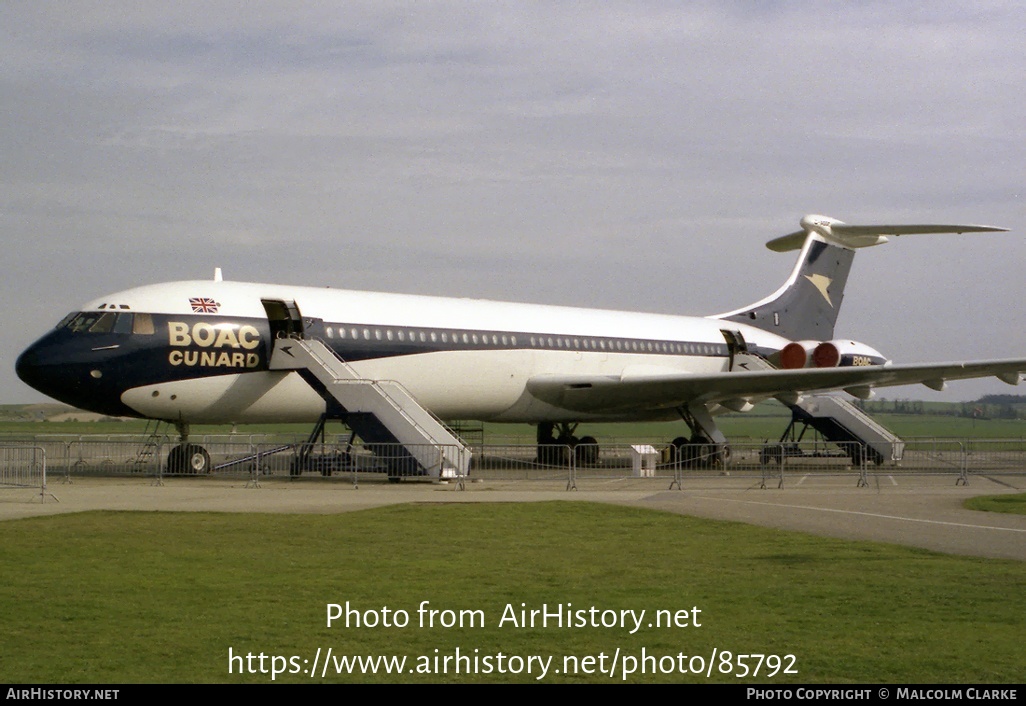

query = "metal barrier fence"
(471, 441), (902, 489)
(3, 437), (1025, 489)
(0, 432), (354, 446)
(0, 446), (55, 501)
(13, 438), (470, 488)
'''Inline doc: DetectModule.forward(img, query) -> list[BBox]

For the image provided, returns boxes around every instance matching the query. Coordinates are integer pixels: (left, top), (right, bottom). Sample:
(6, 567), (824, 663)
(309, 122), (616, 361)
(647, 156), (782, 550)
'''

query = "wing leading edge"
(525, 359), (1026, 415)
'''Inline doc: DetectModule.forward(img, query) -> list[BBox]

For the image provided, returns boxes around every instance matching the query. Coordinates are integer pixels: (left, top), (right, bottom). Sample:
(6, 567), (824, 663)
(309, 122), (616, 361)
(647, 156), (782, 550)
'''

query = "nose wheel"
(167, 443), (211, 474)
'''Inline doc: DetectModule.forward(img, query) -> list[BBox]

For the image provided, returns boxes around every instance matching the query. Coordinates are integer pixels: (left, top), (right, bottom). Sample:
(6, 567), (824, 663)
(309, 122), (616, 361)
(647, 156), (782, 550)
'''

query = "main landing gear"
(536, 423), (600, 465)
(166, 421), (212, 474)
(670, 404), (731, 469)
(668, 436), (730, 467)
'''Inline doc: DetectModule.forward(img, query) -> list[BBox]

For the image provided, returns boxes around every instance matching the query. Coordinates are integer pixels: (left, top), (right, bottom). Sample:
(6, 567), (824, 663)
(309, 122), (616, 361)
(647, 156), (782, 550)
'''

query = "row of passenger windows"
(55, 311), (727, 357)
(322, 324), (726, 356)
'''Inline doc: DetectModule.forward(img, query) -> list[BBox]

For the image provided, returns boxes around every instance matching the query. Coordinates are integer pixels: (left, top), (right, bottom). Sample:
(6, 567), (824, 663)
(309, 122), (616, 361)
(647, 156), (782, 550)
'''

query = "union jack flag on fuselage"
(189, 297), (220, 314)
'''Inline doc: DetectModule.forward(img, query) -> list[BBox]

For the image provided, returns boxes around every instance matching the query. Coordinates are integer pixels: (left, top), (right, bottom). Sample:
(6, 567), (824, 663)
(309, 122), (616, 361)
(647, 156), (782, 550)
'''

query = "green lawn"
(2, 399), (1024, 442)
(965, 493), (1026, 515)
(1, 504), (1022, 683)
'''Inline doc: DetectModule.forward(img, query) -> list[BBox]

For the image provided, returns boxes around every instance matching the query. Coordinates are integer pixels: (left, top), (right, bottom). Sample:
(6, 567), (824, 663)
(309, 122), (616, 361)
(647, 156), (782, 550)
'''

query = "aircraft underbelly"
(121, 372), (326, 424)
(119, 349), (726, 424)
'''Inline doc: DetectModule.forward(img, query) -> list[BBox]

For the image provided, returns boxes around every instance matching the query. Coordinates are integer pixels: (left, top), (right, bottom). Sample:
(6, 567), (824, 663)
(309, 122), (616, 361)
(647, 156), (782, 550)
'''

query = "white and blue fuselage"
(16, 279), (793, 425)
(25, 216), (1012, 434)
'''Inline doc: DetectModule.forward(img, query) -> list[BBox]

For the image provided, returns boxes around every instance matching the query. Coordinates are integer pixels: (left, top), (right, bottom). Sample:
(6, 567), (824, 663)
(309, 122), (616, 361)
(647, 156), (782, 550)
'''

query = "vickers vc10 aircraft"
(15, 214), (1026, 476)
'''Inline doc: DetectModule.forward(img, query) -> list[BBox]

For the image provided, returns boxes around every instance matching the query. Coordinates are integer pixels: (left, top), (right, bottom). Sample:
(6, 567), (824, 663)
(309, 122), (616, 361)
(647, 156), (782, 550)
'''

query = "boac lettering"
(167, 321), (262, 369)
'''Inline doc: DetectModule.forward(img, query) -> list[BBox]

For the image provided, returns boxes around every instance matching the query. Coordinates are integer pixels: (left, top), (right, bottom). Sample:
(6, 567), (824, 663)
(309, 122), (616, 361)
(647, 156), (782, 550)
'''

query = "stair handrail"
(279, 338), (469, 469)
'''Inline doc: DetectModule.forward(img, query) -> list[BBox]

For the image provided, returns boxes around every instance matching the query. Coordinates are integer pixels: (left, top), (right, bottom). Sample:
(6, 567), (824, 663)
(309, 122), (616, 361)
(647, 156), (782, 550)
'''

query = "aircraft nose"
(16, 343), (58, 396)
(15, 340), (89, 402)
(16, 336), (137, 418)
(16, 346), (40, 388)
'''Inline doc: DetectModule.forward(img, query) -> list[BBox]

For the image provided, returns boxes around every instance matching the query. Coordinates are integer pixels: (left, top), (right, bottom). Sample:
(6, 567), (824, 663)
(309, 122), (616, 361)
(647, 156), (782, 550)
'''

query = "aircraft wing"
(525, 359), (1026, 415)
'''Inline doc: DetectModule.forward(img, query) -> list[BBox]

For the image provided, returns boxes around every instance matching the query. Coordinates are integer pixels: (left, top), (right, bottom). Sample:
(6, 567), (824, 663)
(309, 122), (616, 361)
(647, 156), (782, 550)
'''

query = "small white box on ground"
(630, 444), (659, 477)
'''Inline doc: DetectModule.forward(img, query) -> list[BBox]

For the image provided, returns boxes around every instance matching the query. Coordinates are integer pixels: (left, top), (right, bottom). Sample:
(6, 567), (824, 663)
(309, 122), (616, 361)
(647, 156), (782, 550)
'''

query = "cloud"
(2, 2), (1025, 403)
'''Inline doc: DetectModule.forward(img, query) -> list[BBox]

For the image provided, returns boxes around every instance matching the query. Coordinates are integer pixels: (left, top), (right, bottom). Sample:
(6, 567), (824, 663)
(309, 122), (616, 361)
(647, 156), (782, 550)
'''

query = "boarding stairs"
(787, 395), (905, 464)
(269, 338), (471, 478)
(732, 353), (905, 465)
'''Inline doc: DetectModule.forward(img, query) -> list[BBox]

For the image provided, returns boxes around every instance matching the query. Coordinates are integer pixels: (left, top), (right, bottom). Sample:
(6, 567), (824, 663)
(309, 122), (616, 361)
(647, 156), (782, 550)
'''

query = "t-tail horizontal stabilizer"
(765, 214), (1008, 252)
(714, 214), (1009, 342)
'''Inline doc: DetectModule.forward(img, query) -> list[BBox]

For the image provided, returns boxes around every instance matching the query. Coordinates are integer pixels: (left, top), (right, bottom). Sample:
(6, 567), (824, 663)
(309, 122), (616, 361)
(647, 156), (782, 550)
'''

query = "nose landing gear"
(165, 421), (211, 475)
(167, 443), (211, 474)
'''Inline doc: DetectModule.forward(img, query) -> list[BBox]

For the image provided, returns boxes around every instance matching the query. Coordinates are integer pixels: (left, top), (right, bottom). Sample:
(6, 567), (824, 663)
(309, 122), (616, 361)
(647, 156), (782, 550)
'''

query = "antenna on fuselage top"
(214, 267), (223, 282)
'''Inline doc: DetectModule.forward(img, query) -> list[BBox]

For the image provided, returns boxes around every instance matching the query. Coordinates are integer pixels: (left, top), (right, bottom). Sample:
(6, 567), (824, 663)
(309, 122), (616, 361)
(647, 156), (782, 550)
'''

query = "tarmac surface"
(2, 473), (1025, 561)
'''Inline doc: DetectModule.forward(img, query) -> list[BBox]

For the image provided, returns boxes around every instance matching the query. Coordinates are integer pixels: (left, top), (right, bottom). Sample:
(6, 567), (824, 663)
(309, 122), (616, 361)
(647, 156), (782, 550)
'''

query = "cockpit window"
(88, 312), (117, 333)
(132, 313), (154, 335)
(65, 312), (102, 332)
(112, 313), (135, 334)
(62, 311), (145, 334)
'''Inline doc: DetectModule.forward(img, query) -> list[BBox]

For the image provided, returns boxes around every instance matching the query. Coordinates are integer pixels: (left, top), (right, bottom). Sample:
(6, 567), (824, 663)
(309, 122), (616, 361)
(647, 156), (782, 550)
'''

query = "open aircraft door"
(720, 329), (749, 371)
(262, 298), (305, 342)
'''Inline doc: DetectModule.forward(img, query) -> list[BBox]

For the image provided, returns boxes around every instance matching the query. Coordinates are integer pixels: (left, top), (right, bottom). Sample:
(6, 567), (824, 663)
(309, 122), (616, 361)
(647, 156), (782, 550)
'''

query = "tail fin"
(712, 214), (1007, 341)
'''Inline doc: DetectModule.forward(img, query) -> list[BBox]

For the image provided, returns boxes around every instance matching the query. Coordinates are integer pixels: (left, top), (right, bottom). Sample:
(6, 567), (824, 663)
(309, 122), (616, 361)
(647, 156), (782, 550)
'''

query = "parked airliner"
(15, 215), (1026, 474)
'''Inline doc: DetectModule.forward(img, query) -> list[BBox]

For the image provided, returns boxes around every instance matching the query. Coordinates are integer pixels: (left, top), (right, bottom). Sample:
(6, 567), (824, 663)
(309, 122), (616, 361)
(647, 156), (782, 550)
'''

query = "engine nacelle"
(774, 340), (889, 369)
(776, 340), (820, 369)
(811, 340), (889, 368)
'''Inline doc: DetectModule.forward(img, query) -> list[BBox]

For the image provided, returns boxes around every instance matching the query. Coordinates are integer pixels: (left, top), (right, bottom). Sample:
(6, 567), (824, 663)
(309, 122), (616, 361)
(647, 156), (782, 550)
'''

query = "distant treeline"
(978, 394), (1026, 405)
(858, 395), (1026, 420)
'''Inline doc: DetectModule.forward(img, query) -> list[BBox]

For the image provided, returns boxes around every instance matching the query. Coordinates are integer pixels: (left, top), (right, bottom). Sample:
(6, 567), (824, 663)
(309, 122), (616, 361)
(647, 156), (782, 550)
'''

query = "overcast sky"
(2, 2), (1024, 406)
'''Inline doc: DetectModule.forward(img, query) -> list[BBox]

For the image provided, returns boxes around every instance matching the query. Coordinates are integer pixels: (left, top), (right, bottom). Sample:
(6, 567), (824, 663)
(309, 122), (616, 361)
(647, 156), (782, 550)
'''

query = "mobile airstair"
(269, 338), (471, 479)
(732, 353), (904, 465)
(785, 395), (905, 465)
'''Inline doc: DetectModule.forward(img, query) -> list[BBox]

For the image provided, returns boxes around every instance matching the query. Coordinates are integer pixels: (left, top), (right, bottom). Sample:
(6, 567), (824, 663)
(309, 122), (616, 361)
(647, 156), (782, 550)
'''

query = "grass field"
(3, 412), (1024, 443)
(1, 503), (1023, 684)
(3, 403), (1023, 684)
(964, 493), (1026, 515)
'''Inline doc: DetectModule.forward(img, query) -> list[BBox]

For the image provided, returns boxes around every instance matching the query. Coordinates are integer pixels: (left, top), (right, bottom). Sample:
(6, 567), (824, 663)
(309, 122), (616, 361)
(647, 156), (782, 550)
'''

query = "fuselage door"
(262, 299), (304, 341)
(720, 329), (749, 371)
